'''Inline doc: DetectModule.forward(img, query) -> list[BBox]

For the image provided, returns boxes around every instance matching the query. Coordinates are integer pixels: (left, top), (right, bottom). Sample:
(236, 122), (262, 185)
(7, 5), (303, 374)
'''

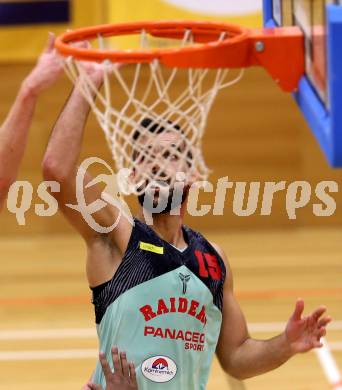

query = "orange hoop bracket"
(249, 27), (305, 92)
(55, 21), (305, 92)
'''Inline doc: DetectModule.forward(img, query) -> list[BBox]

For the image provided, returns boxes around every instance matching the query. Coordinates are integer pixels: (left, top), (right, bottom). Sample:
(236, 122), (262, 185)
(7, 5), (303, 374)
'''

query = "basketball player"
(0, 33), (63, 211)
(42, 63), (331, 389)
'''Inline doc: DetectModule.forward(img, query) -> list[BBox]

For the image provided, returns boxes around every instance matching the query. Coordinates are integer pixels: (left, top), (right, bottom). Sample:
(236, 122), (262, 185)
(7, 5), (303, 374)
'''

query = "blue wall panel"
(0, 1), (70, 25)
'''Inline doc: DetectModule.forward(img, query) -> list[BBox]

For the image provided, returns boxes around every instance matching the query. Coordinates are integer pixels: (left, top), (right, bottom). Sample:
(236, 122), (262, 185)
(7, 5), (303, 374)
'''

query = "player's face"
(133, 130), (191, 212)
(134, 130), (190, 186)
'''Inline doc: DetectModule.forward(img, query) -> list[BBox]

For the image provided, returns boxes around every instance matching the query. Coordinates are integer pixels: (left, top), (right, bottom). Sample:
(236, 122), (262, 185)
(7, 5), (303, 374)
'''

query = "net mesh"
(62, 29), (243, 195)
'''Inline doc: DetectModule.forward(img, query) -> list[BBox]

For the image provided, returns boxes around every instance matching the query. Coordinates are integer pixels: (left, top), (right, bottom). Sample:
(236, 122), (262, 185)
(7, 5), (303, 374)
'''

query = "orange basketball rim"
(55, 20), (305, 92)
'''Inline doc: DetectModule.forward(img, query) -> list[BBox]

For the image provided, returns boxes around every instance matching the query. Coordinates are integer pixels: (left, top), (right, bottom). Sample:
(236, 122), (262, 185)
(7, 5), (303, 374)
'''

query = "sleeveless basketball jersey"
(91, 218), (226, 389)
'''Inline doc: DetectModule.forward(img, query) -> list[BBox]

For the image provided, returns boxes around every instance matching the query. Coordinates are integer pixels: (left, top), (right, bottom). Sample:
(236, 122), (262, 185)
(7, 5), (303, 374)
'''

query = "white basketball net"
(62, 29), (243, 195)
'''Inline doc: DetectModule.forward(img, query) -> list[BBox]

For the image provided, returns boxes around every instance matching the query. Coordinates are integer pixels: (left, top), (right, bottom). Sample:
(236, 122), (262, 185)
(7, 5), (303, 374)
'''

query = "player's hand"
(87, 347), (138, 390)
(23, 32), (64, 95)
(284, 299), (332, 354)
(74, 41), (124, 88)
(70, 41), (105, 87)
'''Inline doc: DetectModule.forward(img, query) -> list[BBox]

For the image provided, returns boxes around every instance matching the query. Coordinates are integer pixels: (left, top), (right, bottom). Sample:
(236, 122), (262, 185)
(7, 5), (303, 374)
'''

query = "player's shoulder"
(184, 225), (229, 263)
(208, 242), (225, 258)
(186, 225), (227, 259)
(209, 241), (232, 270)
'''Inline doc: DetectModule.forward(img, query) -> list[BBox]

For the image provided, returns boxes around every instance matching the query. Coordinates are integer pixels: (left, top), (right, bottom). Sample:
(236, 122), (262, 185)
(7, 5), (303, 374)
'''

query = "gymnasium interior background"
(0, 1), (341, 389)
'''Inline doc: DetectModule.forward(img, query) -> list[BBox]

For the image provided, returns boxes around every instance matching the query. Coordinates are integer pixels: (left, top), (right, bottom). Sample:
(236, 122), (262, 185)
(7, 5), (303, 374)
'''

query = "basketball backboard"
(263, 0), (342, 167)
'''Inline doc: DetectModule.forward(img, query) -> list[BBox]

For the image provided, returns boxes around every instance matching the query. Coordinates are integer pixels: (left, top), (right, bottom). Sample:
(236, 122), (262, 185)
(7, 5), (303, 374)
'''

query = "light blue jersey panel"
(92, 265), (222, 389)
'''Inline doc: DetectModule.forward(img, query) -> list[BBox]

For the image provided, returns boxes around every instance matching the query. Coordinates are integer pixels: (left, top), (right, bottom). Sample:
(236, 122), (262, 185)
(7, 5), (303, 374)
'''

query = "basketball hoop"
(55, 21), (304, 195)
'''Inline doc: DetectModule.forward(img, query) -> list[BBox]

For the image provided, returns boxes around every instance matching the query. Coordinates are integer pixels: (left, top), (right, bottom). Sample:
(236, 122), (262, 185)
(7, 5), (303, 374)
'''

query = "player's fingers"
(111, 346), (122, 375)
(291, 298), (305, 320)
(45, 32), (55, 53)
(318, 316), (332, 328)
(311, 306), (327, 321)
(129, 361), (138, 386)
(71, 40), (90, 49)
(312, 326), (326, 341)
(99, 352), (112, 379)
(120, 351), (130, 378)
(113, 61), (126, 70)
(317, 326), (327, 338)
(312, 340), (323, 348)
(308, 313), (316, 330)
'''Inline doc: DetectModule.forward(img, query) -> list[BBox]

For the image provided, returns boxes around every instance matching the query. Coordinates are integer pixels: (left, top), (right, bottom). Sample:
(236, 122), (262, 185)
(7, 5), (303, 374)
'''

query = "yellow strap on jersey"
(139, 241), (164, 255)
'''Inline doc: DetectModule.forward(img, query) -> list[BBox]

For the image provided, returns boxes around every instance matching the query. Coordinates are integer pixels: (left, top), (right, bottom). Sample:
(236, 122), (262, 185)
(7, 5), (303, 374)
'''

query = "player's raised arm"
(214, 245), (332, 380)
(0, 33), (63, 210)
(42, 59), (132, 285)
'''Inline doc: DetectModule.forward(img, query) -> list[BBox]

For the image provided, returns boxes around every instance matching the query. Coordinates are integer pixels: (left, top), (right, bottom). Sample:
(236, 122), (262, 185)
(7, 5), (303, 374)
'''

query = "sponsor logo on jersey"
(139, 297), (207, 352)
(139, 241), (164, 254)
(179, 273), (190, 294)
(141, 355), (177, 383)
(144, 326), (206, 351)
(152, 357), (168, 369)
(139, 296), (207, 325)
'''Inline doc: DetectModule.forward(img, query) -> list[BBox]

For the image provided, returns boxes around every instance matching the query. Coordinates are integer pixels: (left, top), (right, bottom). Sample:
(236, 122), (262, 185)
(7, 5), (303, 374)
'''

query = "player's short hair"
(132, 118), (192, 165)
(132, 117), (181, 141)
